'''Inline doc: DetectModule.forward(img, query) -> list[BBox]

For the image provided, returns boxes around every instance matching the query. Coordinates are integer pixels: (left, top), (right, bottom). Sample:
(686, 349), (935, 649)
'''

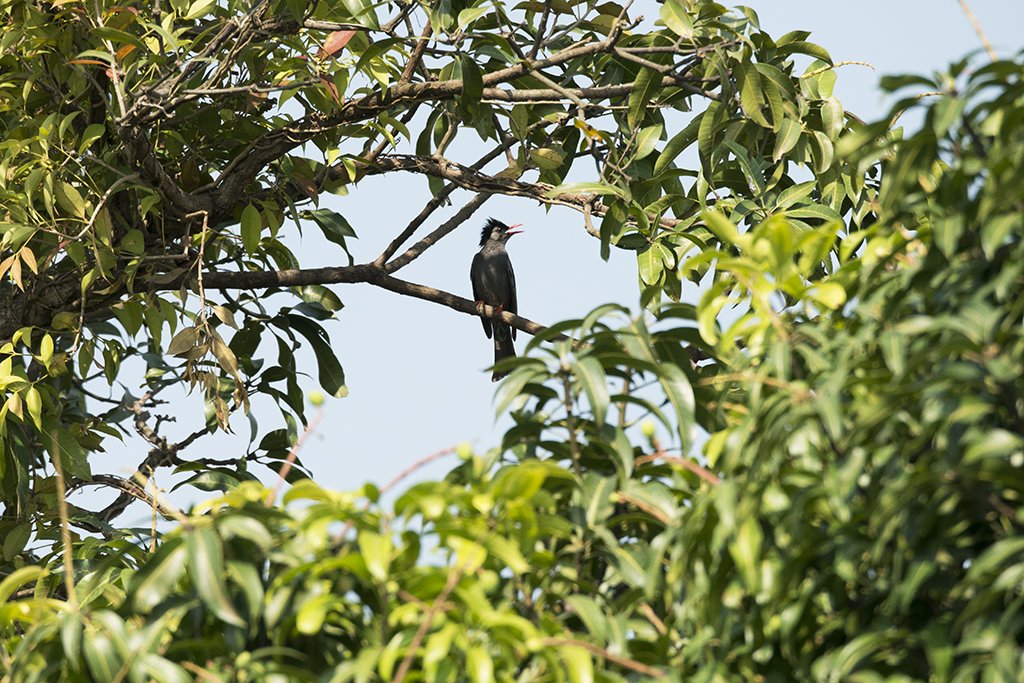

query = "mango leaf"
(303, 209), (358, 264)
(634, 124), (663, 161)
(659, 0), (694, 39)
(773, 118), (802, 161)
(286, 314), (347, 397)
(359, 531), (393, 582)
(571, 356), (609, 427)
(628, 68), (661, 130)
(240, 204), (262, 254)
(459, 55), (483, 119)
(544, 181), (628, 200)
(654, 112), (702, 175)
(129, 537), (188, 613)
(186, 525), (245, 626)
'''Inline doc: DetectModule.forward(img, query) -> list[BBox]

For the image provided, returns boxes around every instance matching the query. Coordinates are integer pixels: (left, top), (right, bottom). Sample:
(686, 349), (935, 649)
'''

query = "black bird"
(470, 218), (522, 381)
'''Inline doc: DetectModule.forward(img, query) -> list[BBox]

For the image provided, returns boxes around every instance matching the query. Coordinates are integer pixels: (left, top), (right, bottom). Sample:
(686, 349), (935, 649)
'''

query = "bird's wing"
(504, 252), (517, 340)
(470, 251), (492, 338)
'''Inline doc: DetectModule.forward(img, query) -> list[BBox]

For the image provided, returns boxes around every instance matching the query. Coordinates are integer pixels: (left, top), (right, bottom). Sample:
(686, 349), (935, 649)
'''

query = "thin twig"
(799, 60), (875, 79)
(378, 447), (457, 499)
(49, 432), (79, 607)
(636, 446), (720, 486)
(400, 20), (432, 83)
(392, 564), (465, 683)
(267, 406), (325, 504)
(385, 192), (494, 272)
(540, 638), (665, 677)
(332, 446), (458, 545)
(957, 0), (998, 61)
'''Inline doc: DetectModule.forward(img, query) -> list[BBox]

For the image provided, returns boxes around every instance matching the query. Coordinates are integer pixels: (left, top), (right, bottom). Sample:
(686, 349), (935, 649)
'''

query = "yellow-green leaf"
(240, 204), (262, 254)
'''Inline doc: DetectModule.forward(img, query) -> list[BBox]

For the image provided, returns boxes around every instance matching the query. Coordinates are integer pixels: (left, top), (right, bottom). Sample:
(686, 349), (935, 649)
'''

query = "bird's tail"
(491, 324), (517, 382)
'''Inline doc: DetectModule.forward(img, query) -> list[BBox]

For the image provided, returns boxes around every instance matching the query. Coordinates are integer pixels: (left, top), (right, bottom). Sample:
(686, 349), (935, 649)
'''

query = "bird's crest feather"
(480, 217), (507, 246)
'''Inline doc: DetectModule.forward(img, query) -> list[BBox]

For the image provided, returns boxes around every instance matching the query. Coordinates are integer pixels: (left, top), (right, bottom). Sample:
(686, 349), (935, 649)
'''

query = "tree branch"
(385, 191), (494, 273)
(164, 264), (567, 342)
(208, 20), (636, 217)
(356, 155), (685, 232)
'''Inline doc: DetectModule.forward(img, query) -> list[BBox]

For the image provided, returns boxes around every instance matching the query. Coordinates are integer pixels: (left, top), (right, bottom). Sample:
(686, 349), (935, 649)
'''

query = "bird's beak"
(505, 223), (524, 236)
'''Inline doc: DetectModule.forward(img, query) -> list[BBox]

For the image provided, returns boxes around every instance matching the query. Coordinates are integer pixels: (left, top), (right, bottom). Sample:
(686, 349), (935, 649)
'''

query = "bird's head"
(480, 217), (523, 246)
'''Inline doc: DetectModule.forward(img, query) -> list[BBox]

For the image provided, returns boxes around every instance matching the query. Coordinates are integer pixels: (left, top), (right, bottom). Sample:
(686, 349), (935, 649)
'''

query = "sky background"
(77, 1), (1024, 521)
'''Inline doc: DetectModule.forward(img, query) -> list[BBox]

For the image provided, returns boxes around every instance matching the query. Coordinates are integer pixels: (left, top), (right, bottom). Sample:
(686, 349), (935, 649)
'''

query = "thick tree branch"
(166, 264), (565, 342)
(208, 19), (636, 216)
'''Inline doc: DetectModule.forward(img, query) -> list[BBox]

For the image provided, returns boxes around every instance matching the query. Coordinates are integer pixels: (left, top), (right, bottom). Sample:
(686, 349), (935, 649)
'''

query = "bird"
(470, 217), (522, 381)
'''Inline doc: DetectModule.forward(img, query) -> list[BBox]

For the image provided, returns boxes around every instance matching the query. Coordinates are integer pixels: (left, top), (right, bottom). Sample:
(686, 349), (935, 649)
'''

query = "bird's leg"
(492, 303), (505, 320)
(475, 300), (486, 316)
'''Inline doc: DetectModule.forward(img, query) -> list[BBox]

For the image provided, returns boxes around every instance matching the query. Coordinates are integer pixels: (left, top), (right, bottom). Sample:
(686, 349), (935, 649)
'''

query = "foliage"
(0, 0), (861, 536)
(0, 0), (1022, 679)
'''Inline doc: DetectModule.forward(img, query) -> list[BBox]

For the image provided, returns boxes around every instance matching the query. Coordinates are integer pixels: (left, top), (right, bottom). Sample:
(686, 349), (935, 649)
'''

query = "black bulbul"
(470, 218), (522, 381)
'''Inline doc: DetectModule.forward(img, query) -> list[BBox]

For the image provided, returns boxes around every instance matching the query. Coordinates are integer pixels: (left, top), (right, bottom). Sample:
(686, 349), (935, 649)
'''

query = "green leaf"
(359, 531), (392, 582)
(628, 67), (661, 130)
(304, 209), (358, 263)
(657, 363), (695, 450)
(24, 386), (42, 430)
(634, 124), (662, 161)
(296, 594), (332, 635)
(738, 65), (770, 128)
(778, 41), (832, 63)
(342, 0), (379, 29)
(55, 182), (86, 218)
(83, 634), (120, 682)
(544, 182), (628, 200)
(494, 367), (544, 415)
(773, 118), (802, 161)
(240, 204), (262, 254)
(775, 181), (816, 209)
(60, 612), (83, 667)
(457, 6), (491, 29)
(620, 479), (679, 523)
(701, 209), (740, 245)
(459, 56), (483, 119)
(810, 130), (834, 172)
(659, 0), (694, 39)
(821, 97), (844, 139)
(697, 100), (721, 175)
(186, 525), (245, 626)
(786, 204), (842, 221)
(183, 0), (215, 19)
(295, 284), (344, 313)
(572, 356), (609, 427)
(128, 537), (188, 613)
(723, 140), (765, 195)
(581, 474), (616, 527)
(466, 645), (495, 683)
(560, 645), (595, 683)
(637, 245), (663, 286)
(44, 422), (91, 481)
(654, 112), (702, 175)
(132, 653), (192, 683)
(566, 594), (608, 641)
(529, 147), (565, 170)
(0, 566), (46, 604)
(2, 523), (31, 561)
(79, 123), (106, 153)
(730, 517), (763, 590)
(809, 281), (846, 310)
(287, 315), (347, 397)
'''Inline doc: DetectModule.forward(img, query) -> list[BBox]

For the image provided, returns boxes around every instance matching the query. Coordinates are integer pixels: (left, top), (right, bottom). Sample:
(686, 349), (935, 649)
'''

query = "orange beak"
(506, 223), (524, 236)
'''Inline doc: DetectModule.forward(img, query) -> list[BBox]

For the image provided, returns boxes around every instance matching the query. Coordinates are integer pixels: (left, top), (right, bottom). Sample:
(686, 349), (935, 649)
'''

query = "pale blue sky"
(77, 2), (1024, 520)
